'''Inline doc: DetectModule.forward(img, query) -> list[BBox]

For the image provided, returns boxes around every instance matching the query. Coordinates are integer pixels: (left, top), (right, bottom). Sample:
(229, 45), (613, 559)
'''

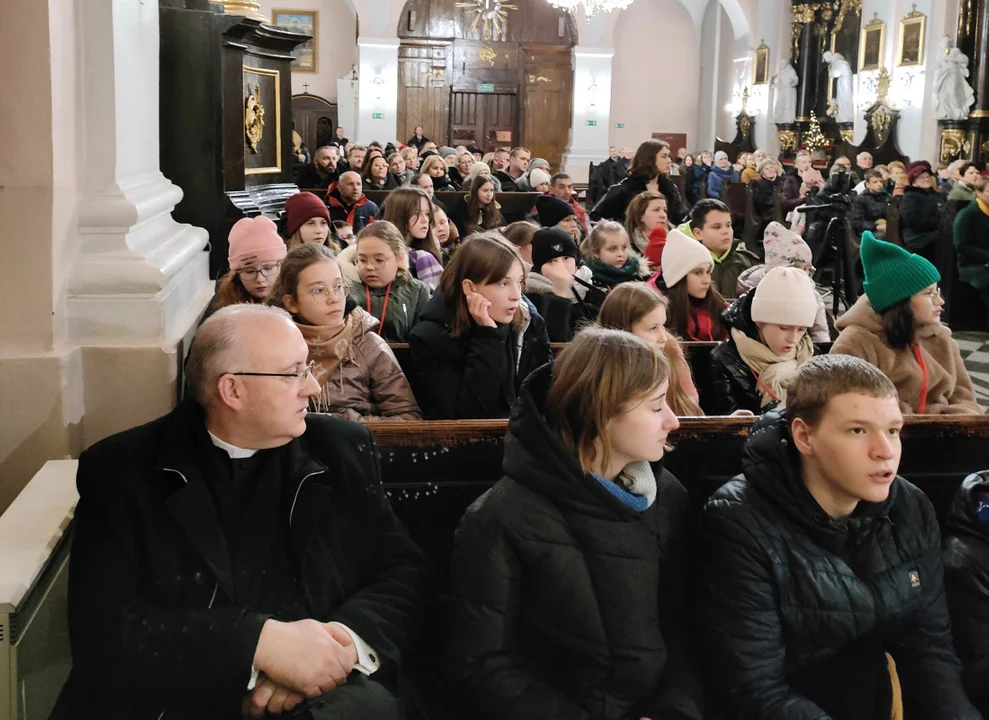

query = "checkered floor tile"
(955, 332), (989, 406)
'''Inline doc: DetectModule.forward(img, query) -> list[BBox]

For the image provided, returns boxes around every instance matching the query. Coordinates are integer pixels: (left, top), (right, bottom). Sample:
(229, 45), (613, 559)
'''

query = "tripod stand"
(798, 200), (860, 316)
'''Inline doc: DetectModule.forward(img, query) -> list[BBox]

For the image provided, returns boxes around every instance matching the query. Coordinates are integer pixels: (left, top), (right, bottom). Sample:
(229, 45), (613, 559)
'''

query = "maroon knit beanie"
(285, 191), (331, 236)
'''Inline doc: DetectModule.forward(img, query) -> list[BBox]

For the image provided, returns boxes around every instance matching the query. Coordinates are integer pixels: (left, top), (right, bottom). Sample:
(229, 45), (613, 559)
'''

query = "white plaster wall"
(609, 0), (700, 149)
(258, 0), (358, 103)
(717, 5), (738, 141)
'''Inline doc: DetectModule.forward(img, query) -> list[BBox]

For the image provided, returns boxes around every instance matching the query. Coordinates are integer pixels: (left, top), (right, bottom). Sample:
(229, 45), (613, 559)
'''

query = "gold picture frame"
(897, 5), (926, 67)
(859, 13), (886, 72)
(753, 41), (770, 85)
(271, 9), (318, 73)
(243, 66), (282, 176)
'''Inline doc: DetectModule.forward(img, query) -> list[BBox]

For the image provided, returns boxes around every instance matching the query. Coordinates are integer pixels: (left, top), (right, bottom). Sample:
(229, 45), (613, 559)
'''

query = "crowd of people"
(56, 133), (989, 720)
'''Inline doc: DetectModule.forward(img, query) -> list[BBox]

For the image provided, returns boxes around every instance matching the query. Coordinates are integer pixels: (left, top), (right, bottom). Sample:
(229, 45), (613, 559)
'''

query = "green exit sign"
(585, 120), (597, 127)
(617, 123), (625, 128)
(372, 112), (384, 119)
(477, 83), (495, 93)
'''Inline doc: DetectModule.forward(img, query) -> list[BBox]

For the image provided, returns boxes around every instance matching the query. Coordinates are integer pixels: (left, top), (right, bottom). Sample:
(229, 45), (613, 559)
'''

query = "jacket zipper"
(289, 470), (326, 528)
(159, 468), (221, 720)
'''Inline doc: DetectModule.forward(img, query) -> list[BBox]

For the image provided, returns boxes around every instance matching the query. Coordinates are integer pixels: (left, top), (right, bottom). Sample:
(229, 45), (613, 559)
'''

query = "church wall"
(256, 0), (358, 103)
(717, 4), (738, 142)
(609, 0), (700, 150)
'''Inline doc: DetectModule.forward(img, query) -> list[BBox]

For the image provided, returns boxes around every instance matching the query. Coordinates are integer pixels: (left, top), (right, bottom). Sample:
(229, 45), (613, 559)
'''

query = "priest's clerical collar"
(208, 431), (258, 459)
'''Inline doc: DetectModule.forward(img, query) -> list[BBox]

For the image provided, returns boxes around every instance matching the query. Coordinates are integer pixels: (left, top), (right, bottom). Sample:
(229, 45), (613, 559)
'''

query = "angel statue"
(935, 35), (976, 121)
(823, 51), (854, 123)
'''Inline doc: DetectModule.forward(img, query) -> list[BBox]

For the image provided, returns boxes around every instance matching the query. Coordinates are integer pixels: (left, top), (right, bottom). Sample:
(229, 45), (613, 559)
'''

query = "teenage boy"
(853, 169), (891, 240)
(697, 354), (980, 720)
(678, 199), (756, 298)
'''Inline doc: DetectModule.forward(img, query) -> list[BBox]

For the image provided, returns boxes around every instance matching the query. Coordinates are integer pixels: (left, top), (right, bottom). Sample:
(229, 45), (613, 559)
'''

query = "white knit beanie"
(529, 168), (552, 188)
(661, 229), (714, 287)
(750, 266), (818, 327)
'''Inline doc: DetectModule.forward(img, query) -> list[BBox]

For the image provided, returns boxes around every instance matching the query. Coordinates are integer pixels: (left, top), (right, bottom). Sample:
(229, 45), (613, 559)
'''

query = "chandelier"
(546, 0), (635, 17)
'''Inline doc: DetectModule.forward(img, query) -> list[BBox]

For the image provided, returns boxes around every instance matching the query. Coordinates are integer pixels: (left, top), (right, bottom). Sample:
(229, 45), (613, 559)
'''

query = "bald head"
(338, 172), (363, 204)
(186, 305), (295, 406)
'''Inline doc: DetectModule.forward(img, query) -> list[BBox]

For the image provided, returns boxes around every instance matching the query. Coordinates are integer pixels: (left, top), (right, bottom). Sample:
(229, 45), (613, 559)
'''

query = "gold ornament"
(455, 0), (518, 41)
(778, 130), (798, 151)
(870, 106), (892, 138)
(245, 83), (265, 154)
(478, 46), (497, 66)
(939, 129), (971, 162)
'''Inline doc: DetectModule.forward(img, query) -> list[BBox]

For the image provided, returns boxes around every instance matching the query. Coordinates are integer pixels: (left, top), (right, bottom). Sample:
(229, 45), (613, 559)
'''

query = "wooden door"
(652, 132), (688, 155)
(521, 45), (573, 171)
(292, 94), (338, 153)
(450, 91), (517, 152)
(398, 41), (452, 146)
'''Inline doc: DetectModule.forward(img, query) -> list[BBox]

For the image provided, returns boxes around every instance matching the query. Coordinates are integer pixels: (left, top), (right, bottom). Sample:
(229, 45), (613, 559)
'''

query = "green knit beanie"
(860, 231), (940, 312)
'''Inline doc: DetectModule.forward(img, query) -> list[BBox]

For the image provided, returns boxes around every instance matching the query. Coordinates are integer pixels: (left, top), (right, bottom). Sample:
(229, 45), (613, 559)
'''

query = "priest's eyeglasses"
(229, 360), (316, 384)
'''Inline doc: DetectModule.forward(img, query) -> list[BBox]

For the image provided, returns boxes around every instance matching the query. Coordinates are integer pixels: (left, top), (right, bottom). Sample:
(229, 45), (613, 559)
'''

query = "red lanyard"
(366, 282), (392, 328)
(751, 368), (780, 403)
(912, 344), (928, 414)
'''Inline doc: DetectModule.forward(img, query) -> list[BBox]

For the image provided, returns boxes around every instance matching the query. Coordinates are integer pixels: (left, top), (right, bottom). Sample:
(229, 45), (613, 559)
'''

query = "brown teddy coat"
(831, 295), (983, 415)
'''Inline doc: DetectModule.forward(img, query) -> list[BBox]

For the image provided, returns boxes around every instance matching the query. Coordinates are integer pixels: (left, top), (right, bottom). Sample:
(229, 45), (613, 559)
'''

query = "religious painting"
(243, 66), (282, 176)
(897, 7), (926, 67)
(272, 10), (317, 73)
(753, 42), (770, 85)
(859, 14), (886, 72)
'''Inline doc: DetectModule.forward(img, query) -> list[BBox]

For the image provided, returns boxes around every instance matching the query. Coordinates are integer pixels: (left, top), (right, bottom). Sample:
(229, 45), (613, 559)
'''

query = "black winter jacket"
(445, 364), (704, 720)
(900, 185), (943, 251)
(944, 472), (989, 717)
(709, 292), (822, 416)
(53, 399), (427, 720)
(407, 291), (552, 419)
(494, 169), (520, 192)
(590, 173), (687, 227)
(697, 413), (979, 720)
(852, 190), (891, 238)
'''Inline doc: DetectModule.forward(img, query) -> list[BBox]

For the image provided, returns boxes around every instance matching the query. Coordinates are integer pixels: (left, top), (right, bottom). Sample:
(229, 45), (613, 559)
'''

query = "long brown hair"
(215, 271), (255, 308)
(598, 283), (703, 416)
(624, 190), (667, 239)
(546, 326), (670, 474)
(628, 139), (669, 180)
(439, 231), (524, 337)
(465, 177), (503, 234)
(381, 186), (442, 263)
(666, 274), (725, 340)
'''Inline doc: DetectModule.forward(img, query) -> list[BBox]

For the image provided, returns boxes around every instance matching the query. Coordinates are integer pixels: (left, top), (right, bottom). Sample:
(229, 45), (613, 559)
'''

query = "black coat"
(54, 400), (427, 720)
(445, 364), (704, 720)
(697, 413), (979, 720)
(944, 472), (989, 717)
(900, 186), (943, 251)
(590, 173), (686, 226)
(407, 291), (552, 419)
(708, 291), (765, 416)
(295, 162), (336, 190)
(750, 177), (782, 243)
(493, 169), (520, 192)
(852, 189), (891, 238)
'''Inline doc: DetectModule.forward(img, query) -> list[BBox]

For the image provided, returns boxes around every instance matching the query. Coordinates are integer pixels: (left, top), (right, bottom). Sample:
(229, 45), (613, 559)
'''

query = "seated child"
(678, 199), (757, 299)
(654, 228), (728, 341)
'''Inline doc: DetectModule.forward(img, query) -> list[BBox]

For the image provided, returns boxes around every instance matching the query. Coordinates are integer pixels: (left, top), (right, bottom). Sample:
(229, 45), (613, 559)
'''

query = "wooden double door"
(449, 91), (518, 152)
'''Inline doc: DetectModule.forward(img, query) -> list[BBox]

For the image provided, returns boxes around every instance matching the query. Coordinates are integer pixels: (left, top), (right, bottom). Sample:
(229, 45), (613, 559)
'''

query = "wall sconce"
(373, 75), (385, 102)
(891, 68), (923, 108)
(587, 81), (599, 107)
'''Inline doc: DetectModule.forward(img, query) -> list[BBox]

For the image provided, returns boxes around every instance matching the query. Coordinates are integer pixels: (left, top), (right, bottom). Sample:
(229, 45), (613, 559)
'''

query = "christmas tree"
(803, 111), (826, 153)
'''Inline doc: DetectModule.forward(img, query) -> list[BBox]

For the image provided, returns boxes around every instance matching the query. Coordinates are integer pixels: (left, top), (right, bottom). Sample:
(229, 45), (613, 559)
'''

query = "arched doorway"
(397, 0), (577, 168)
(292, 93), (339, 153)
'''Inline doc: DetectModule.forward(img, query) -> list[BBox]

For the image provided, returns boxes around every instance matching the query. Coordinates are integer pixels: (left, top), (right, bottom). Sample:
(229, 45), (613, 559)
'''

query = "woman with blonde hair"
(409, 232), (551, 419)
(598, 282), (702, 416)
(380, 186), (444, 290)
(461, 161), (503, 193)
(267, 243), (420, 420)
(446, 325), (701, 719)
(420, 154), (455, 192)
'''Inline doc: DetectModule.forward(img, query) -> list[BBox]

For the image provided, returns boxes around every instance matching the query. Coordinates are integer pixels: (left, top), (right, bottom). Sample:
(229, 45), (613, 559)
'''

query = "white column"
(69, 0), (211, 345)
(562, 47), (615, 183)
(356, 37), (400, 146)
(337, 72), (359, 142)
(698, 3), (723, 148)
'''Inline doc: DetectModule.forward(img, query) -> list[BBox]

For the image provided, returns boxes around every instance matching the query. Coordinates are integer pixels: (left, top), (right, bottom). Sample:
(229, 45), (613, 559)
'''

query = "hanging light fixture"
(546, 0), (635, 17)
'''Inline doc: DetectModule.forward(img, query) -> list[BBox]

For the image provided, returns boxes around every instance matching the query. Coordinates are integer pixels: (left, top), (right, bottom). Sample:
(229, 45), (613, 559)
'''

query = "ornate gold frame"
(753, 41), (770, 85)
(859, 13), (885, 72)
(897, 5), (926, 67)
(272, 9), (318, 73)
(243, 66), (282, 176)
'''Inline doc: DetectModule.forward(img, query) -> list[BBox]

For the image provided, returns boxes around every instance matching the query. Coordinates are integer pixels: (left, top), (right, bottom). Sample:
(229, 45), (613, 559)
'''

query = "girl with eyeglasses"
(204, 216), (287, 320)
(267, 243), (421, 420)
(832, 232), (983, 415)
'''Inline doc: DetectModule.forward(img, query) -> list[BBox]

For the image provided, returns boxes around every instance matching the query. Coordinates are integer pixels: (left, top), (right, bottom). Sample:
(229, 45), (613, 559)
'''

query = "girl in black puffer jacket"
(708, 267), (820, 415)
(944, 472), (989, 718)
(445, 327), (703, 720)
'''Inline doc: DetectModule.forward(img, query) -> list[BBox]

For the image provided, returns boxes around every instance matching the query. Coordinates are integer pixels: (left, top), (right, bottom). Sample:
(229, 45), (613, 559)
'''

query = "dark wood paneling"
(292, 93), (337, 153)
(398, 0), (577, 45)
(521, 45), (573, 171)
(397, 41), (452, 146)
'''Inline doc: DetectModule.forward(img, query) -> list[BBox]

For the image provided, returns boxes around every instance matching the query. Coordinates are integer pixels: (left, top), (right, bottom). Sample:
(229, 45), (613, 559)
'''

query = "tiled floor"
(954, 332), (989, 406)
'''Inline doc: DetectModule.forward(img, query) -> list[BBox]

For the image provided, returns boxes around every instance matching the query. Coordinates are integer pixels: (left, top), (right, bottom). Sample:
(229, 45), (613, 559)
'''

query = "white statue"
(823, 51), (855, 123)
(934, 35), (976, 121)
(774, 61), (799, 124)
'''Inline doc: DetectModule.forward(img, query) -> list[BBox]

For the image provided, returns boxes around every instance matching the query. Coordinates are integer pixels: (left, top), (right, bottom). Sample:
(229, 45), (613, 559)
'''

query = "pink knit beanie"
(228, 216), (287, 271)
